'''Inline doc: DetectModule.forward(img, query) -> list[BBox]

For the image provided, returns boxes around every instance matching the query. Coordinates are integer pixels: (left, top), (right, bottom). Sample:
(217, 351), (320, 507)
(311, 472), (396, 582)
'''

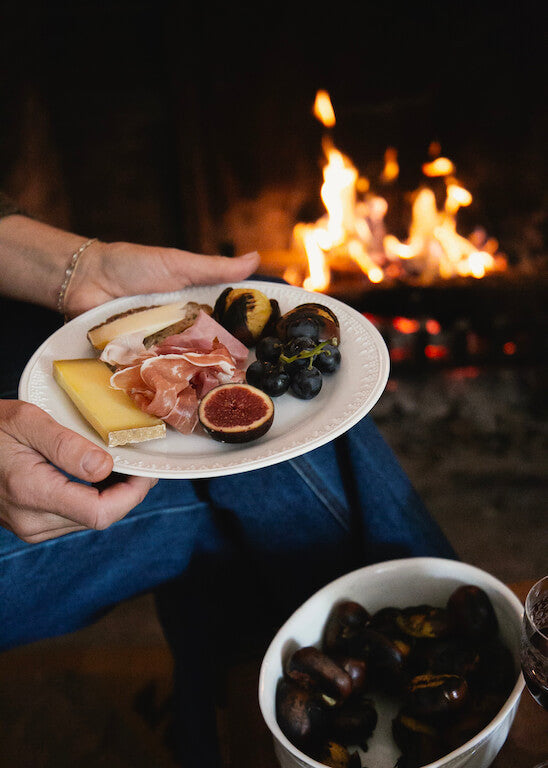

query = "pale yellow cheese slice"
(87, 302), (191, 350)
(53, 359), (166, 447)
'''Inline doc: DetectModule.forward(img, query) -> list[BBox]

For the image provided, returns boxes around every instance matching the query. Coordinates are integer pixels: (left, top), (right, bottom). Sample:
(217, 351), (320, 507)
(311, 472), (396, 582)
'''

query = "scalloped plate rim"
(19, 281), (390, 478)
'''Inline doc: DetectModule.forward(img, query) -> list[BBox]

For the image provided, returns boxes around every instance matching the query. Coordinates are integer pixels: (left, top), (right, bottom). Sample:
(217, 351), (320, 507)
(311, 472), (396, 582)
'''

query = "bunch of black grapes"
(246, 335), (341, 400)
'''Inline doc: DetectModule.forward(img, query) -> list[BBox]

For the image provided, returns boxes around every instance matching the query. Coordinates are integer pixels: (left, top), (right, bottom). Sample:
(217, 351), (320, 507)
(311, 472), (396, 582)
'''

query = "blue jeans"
(0, 413), (455, 765)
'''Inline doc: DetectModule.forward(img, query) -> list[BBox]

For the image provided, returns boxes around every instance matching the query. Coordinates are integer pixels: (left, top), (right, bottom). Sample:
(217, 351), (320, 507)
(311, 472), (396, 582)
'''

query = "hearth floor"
(0, 366), (545, 767)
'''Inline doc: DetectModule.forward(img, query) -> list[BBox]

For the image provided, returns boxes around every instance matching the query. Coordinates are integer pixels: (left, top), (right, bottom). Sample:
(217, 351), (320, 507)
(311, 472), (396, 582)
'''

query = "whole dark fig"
(285, 646), (352, 708)
(276, 303), (340, 344)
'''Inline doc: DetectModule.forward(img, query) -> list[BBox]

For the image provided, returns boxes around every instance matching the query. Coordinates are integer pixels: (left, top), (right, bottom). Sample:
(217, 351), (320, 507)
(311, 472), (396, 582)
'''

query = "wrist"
(0, 215), (92, 311)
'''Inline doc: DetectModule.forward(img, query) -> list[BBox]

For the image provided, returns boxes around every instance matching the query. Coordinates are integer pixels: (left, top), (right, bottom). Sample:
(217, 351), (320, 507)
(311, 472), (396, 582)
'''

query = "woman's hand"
(0, 400), (157, 543)
(65, 239), (260, 317)
(0, 215), (260, 542)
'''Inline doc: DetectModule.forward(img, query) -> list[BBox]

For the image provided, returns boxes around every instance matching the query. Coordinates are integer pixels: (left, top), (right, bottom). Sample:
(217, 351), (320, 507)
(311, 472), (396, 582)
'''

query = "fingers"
(9, 457), (156, 529)
(2, 455), (157, 541)
(0, 401), (158, 542)
(175, 250), (261, 286)
(5, 401), (113, 482)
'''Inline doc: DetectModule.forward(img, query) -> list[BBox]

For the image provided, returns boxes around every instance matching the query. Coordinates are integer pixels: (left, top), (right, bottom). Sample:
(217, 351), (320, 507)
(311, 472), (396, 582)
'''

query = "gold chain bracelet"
(56, 237), (98, 317)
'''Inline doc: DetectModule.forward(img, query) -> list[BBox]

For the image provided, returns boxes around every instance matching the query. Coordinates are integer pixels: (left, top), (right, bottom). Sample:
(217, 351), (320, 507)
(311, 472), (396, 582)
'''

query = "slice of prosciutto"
(155, 310), (249, 365)
(110, 344), (247, 434)
(99, 331), (151, 368)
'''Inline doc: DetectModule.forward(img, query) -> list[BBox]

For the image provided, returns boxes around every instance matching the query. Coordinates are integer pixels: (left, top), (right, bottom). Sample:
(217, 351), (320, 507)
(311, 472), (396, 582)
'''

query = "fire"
(381, 147), (399, 182)
(294, 90), (507, 292)
(313, 90), (336, 128)
(422, 157), (455, 177)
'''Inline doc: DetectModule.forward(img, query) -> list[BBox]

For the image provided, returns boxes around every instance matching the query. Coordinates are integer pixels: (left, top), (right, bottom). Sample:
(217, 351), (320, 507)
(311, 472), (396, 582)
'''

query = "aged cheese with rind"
(53, 358), (166, 446)
(87, 301), (196, 351)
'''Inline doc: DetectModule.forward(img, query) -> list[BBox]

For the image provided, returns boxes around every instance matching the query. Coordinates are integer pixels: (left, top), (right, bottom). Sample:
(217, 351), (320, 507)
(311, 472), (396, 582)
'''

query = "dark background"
(1, 0), (546, 259)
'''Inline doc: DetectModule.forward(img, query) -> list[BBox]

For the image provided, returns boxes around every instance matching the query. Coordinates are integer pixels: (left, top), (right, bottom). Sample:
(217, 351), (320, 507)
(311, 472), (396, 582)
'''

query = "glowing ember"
(294, 90), (507, 292)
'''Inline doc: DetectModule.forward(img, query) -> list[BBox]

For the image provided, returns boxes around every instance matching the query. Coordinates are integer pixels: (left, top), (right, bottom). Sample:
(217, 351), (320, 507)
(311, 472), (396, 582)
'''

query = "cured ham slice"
(156, 310), (249, 365)
(100, 331), (151, 367)
(110, 345), (246, 434)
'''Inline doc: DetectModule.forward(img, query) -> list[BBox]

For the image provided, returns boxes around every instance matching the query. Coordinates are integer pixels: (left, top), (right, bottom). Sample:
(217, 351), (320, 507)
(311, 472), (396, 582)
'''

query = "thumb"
(180, 250), (261, 286)
(9, 402), (113, 482)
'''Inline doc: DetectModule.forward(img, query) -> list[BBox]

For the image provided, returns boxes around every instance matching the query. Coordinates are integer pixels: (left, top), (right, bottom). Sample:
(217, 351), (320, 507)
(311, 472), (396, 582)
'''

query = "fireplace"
(1, 3), (546, 378)
(223, 89), (546, 373)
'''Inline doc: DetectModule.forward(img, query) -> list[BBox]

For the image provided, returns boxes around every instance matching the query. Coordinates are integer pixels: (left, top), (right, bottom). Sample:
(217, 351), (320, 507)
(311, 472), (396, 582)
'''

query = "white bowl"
(259, 557), (525, 768)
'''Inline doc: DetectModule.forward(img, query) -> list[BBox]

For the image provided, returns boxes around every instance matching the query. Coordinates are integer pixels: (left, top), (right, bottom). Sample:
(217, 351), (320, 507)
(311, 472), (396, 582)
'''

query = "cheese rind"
(53, 358), (166, 446)
(87, 302), (191, 350)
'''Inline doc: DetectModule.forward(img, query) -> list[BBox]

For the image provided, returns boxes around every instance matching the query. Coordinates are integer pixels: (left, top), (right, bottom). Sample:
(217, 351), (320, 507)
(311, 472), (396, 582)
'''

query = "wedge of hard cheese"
(53, 358), (166, 447)
(87, 301), (211, 351)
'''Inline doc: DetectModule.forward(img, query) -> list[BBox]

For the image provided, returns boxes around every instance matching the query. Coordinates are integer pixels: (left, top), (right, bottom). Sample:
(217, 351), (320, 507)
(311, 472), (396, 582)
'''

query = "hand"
(65, 240), (260, 317)
(0, 400), (157, 542)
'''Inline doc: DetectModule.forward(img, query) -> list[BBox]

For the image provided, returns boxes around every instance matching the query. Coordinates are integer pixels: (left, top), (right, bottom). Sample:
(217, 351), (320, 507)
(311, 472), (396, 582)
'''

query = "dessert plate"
(19, 281), (390, 478)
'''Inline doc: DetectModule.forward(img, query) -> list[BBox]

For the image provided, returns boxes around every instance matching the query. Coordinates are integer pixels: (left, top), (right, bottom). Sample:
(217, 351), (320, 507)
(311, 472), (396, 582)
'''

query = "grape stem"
(279, 340), (335, 369)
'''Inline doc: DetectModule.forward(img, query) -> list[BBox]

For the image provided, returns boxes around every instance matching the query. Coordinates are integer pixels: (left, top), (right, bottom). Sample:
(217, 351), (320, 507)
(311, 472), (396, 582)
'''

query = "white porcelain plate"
(19, 281), (389, 479)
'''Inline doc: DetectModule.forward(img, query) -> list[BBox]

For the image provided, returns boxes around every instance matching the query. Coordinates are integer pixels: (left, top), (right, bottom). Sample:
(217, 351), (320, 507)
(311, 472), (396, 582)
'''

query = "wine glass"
(520, 576), (548, 768)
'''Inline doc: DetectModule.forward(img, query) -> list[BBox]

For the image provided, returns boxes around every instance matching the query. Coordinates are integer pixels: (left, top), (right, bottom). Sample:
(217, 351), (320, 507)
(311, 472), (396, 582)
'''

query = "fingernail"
(83, 450), (108, 476)
(241, 250), (259, 260)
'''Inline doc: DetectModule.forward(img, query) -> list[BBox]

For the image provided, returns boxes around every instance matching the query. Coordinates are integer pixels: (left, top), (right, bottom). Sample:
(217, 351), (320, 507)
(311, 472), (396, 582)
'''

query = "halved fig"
(198, 383), (274, 443)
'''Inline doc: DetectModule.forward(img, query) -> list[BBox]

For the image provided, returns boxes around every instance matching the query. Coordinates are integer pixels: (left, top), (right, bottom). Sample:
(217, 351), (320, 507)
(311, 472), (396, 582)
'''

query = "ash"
(372, 366), (547, 584)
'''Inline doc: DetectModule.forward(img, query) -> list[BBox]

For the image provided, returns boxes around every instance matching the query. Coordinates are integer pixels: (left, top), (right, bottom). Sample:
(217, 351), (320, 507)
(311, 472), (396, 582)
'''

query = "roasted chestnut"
(441, 693), (503, 753)
(410, 637), (480, 679)
(286, 646), (352, 707)
(313, 740), (357, 768)
(360, 628), (408, 692)
(213, 287), (280, 346)
(447, 585), (498, 641)
(392, 709), (445, 768)
(276, 678), (327, 752)
(323, 600), (371, 656)
(472, 638), (516, 698)
(276, 303), (340, 345)
(396, 605), (451, 640)
(406, 672), (468, 719)
(369, 606), (405, 637)
(276, 583), (515, 766)
(331, 655), (368, 694)
(330, 694), (378, 749)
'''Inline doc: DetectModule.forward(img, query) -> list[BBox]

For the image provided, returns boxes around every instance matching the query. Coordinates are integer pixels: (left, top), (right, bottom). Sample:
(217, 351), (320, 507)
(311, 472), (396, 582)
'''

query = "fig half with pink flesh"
(198, 383), (274, 443)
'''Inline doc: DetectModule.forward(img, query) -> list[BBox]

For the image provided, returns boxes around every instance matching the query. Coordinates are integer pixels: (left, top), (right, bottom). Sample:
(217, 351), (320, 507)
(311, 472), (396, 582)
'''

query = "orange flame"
(423, 157), (455, 177)
(313, 90), (336, 128)
(381, 147), (399, 182)
(294, 92), (506, 291)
